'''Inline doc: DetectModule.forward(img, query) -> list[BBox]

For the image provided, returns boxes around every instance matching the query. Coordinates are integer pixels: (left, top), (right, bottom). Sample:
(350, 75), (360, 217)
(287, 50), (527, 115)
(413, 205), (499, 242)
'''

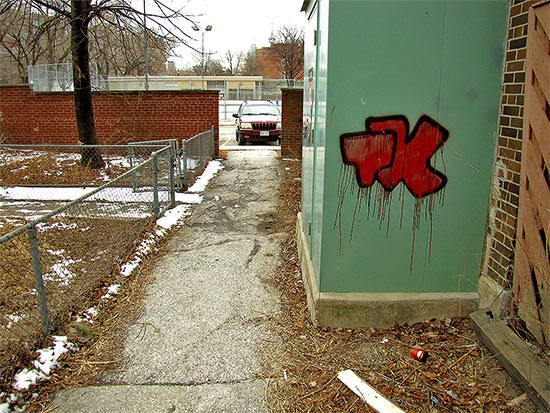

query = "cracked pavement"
(50, 150), (285, 412)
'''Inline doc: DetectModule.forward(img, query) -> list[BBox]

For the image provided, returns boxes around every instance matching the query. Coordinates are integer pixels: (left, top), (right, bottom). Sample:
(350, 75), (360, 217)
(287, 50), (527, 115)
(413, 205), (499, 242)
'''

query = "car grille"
(252, 122), (277, 130)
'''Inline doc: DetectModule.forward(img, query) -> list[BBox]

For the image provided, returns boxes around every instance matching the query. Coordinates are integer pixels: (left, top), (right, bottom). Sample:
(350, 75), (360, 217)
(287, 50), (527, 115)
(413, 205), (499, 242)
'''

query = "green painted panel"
(317, 0), (508, 293)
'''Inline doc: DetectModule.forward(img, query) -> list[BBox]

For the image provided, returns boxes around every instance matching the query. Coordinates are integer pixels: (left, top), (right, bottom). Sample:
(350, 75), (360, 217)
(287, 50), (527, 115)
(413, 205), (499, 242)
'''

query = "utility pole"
(192, 24), (213, 89)
(143, 0), (149, 90)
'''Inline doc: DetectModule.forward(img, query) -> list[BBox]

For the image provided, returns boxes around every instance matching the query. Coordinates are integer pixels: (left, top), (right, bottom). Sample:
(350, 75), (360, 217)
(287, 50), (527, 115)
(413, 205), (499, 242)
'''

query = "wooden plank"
(515, 150), (549, 343)
(528, 25), (550, 101)
(533, 2), (550, 34)
(514, 238), (545, 345)
(524, 92), (550, 168)
(518, 186), (549, 272)
(524, 140), (549, 230)
(338, 370), (405, 413)
(470, 310), (550, 412)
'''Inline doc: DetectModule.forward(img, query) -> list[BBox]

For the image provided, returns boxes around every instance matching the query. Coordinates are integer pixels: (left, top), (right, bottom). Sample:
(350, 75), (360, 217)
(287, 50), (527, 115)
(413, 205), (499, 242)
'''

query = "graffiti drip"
(335, 114), (449, 272)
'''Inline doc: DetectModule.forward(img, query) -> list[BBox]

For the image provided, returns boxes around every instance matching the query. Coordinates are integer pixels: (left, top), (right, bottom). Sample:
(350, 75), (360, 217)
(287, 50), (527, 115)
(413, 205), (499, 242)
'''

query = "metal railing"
(0, 144), (174, 363)
(181, 127), (215, 189)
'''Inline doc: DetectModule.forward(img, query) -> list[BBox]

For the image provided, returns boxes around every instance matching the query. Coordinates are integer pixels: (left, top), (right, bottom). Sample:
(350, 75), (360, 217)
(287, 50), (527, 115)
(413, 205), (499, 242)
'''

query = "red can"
(411, 348), (428, 362)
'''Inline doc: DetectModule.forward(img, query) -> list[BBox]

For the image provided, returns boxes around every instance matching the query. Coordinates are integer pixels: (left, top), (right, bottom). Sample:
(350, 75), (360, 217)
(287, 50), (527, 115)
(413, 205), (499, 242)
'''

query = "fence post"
(128, 145), (138, 191)
(151, 153), (160, 218)
(224, 80), (228, 120)
(181, 140), (188, 190)
(173, 140), (183, 190)
(27, 225), (52, 335)
(210, 126), (215, 159)
(168, 147), (176, 206)
(199, 132), (203, 168)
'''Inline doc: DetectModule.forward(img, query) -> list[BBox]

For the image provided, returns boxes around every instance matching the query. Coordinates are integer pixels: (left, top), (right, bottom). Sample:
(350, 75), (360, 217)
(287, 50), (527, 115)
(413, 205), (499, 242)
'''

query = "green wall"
(304, 0), (508, 293)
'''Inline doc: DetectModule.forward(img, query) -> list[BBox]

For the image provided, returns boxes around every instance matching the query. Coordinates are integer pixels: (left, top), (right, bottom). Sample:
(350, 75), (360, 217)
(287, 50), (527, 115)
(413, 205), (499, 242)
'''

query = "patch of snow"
(101, 284), (121, 300)
(13, 336), (77, 391)
(37, 222), (77, 232)
(156, 205), (190, 229)
(86, 308), (98, 318)
(187, 160), (224, 193)
(174, 193), (202, 204)
(186, 158), (199, 169)
(5, 315), (21, 329)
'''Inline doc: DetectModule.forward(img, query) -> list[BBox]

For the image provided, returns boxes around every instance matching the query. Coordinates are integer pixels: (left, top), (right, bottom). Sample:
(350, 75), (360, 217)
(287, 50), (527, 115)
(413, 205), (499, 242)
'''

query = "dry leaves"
(265, 157), (537, 412)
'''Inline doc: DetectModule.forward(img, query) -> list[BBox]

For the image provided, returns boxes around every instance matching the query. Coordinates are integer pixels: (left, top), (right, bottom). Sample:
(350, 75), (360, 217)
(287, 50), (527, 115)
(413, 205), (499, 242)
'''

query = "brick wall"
(281, 88), (303, 159)
(0, 86), (219, 154)
(483, 0), (539, 288)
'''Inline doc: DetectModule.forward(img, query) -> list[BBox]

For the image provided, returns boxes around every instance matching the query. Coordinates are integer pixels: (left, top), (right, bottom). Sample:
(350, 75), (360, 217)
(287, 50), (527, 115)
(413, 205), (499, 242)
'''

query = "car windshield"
(242, 105), (279, 116)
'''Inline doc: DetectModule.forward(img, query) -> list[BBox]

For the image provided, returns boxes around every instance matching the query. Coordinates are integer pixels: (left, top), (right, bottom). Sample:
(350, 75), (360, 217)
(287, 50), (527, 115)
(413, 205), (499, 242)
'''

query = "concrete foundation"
(477, 274), (512, 319)
(296, 213), (480, 328)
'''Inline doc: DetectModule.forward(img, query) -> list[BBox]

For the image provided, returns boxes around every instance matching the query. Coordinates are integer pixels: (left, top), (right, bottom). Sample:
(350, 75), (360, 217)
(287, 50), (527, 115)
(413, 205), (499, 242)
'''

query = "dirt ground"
(2, 154), (543, 412)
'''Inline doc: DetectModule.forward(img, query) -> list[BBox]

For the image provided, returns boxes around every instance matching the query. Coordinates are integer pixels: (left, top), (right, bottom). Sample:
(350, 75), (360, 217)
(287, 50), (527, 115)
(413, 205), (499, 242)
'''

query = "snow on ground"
(188, 160), (224, 193)
(0, 159), (224, 412)
(0, 336), (78, 412)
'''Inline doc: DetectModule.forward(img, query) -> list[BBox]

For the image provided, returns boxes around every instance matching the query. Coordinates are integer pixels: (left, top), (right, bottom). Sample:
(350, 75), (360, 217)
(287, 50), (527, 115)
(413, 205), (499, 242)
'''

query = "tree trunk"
(71, 0), (104, 168)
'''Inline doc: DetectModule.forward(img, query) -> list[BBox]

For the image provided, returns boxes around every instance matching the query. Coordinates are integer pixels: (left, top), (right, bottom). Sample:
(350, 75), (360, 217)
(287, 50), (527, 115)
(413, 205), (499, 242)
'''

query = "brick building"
(255, 44), (304, 80)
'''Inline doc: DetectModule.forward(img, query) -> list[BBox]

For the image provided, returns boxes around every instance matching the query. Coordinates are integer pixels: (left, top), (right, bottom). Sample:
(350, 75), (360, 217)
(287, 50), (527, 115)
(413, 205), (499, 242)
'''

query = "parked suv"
(233, 100), (281, 145)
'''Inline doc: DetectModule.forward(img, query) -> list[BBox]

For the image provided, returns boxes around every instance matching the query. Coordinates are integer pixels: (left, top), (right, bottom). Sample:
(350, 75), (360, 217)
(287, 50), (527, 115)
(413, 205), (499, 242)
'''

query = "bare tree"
(90, 19), (174, 77)
(223, 50), (244, 75)
(240, 50), (260, 76)
(269, 26), (304, 84)
(1, 0), (196, 168)
(0, 3), (69, 83)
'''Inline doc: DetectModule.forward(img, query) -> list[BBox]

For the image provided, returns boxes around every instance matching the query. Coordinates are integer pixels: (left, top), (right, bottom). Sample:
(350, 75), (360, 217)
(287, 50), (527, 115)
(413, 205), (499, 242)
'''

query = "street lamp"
(143, 0), (149, 90)
(192, 24), (213, 89)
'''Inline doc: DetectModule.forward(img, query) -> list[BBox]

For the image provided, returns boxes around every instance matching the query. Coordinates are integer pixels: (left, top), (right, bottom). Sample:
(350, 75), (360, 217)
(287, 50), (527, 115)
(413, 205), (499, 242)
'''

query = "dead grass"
(0, 216), (151, 393)
(218, 150), (229, 160)
(3, 218), (176, 412)
(265, 157), (537, 412)
(0, 149), (129, 186)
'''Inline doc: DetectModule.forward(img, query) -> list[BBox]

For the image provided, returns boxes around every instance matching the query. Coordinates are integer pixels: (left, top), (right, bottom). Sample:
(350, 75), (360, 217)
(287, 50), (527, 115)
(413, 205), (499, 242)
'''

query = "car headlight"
(276, 122), (282, 129)
(240, 122), (252, 129)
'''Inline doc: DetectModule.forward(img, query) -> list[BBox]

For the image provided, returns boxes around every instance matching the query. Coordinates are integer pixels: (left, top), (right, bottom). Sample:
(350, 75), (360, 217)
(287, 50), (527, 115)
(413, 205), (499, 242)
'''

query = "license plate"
(260, 131), (270, 137)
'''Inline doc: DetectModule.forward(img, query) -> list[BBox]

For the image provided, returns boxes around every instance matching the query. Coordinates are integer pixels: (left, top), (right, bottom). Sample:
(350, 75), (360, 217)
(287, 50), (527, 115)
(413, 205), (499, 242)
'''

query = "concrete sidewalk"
(50, 150), (284, 412)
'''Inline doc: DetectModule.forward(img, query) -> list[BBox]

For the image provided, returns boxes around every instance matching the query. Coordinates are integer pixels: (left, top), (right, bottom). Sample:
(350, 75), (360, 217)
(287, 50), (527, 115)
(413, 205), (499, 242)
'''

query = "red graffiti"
(340, 115), (449, 198)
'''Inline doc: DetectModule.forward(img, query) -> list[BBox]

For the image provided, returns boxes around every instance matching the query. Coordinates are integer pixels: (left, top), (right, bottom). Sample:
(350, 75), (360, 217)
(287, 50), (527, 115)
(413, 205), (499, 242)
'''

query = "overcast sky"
(166, 0), (306, 68)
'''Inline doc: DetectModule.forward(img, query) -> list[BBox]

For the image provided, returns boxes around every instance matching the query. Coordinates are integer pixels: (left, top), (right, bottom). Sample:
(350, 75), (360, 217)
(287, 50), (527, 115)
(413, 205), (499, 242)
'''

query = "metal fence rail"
(182, 127), (215, 189)
(0, 145), (174, 366)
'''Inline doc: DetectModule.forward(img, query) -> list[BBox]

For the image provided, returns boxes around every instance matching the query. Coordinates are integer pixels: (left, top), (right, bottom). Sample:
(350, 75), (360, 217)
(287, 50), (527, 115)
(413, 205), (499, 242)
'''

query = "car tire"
(237, 132), (245, 146)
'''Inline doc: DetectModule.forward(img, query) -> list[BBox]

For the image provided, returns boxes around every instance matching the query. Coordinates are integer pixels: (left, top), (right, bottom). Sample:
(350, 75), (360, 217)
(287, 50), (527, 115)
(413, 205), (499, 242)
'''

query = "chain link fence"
(128, 128), (215, 190)
(0, 144), (175, 379)
(181, 127), (215, 189)
(27, 62), (100, 92)
(26, 63), (303, 102)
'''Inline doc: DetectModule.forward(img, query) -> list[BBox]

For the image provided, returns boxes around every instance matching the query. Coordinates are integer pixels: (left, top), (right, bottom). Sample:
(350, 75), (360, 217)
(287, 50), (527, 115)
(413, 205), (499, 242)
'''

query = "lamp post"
(192, 24), (213, 89)
(143, 0), (149, 90)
